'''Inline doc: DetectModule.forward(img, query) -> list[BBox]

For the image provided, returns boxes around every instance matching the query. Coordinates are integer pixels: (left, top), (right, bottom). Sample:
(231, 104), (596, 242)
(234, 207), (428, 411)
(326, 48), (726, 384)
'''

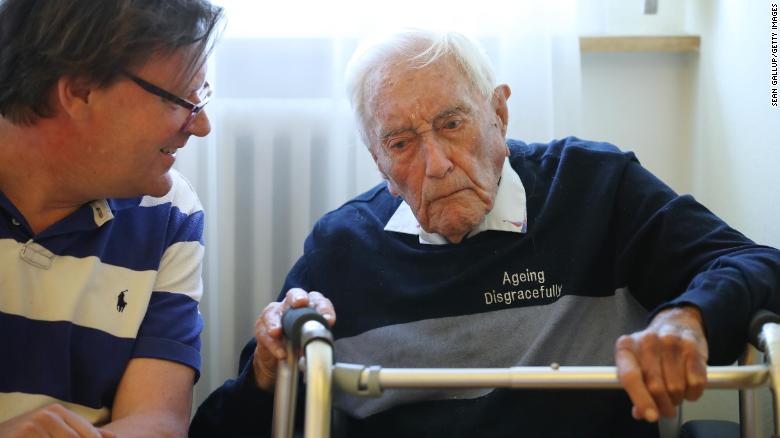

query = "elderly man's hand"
(614, 306), (708, 422)
(252, 288), (336, 392)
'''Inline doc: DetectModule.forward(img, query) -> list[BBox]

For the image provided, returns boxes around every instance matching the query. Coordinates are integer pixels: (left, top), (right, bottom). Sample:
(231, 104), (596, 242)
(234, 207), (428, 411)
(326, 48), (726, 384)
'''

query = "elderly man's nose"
(423, 138), (453, 178)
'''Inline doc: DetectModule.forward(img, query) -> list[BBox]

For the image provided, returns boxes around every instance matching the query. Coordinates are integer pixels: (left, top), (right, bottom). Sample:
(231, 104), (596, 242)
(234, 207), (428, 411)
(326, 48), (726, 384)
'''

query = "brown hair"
(0, 0), (224, 124)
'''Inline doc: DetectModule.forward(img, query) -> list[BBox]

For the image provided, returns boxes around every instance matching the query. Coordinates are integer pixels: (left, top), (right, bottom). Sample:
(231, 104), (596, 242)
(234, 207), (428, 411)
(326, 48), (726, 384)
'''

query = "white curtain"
(175, 0), (582, 406)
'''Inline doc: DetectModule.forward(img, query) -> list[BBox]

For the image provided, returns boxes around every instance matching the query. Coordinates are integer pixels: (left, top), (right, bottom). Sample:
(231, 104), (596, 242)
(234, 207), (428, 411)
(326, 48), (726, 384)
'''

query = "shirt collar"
(89, 199), (114, 226)
(384, 157), (528, 245)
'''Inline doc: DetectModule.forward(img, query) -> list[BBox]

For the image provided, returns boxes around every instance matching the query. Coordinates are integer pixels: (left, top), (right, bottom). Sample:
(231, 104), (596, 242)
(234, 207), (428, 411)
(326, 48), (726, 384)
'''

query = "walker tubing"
(748, 309), (780, 351)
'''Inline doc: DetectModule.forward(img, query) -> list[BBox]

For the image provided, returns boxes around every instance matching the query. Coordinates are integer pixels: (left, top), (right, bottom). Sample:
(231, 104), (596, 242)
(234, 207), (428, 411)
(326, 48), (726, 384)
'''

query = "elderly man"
(192, 29), (780, 437)
(0, 1), (222, 436)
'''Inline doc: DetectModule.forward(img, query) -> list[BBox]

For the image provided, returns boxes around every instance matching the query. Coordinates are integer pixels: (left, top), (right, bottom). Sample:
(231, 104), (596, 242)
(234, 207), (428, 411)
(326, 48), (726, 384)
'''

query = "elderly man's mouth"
(432, 188), (471, 201)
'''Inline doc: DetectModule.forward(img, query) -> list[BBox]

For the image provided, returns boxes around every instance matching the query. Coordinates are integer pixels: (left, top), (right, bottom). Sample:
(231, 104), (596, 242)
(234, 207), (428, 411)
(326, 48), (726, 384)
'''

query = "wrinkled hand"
(253, 288), (336, 392)
(615, 306), (708, 422)
(0, 404), (116, 438)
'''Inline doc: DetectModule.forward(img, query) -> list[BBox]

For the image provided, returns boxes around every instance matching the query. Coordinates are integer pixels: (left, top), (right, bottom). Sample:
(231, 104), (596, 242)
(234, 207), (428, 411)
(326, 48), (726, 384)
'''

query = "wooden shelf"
(579, 35), (700, 53)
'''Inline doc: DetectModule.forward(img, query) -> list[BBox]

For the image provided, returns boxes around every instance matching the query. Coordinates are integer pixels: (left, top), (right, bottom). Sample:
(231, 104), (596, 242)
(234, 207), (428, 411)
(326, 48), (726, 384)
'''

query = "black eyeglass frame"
(123, 72), (212, 132)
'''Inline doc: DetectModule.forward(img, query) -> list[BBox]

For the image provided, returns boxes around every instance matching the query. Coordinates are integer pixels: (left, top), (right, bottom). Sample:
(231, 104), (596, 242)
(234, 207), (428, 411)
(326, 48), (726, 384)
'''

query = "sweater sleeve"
(613, 158), (780, 364)
(189, 339), (275, 438)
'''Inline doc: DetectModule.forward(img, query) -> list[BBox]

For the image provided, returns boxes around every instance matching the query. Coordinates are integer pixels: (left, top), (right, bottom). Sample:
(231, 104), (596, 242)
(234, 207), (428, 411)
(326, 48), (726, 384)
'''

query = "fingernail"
(645, 409), (658, 422)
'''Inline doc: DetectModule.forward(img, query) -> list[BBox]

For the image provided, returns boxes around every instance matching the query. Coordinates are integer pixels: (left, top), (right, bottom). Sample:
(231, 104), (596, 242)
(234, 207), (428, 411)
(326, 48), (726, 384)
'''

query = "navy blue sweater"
(191, 138), (780, 437)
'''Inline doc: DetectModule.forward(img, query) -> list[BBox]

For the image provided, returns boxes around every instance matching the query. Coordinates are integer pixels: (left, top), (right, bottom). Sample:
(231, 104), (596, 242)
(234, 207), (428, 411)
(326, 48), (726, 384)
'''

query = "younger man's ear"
(56, 76), (95, 120)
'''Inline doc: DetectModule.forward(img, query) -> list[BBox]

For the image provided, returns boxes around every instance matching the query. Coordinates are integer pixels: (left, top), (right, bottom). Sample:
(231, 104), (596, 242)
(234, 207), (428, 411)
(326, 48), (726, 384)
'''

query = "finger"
(252, 342), (280, 391)
(308, 291), (336, 326)
(615, 336), (659, 422)
(252, 305), (288, 390)
(634, 333), (676, 418)
(46, 404), (106, 438)
(256, 341), (280, 370)
(259, 302), (284, 339)
(98, 429), (117, 438)
(658, 332), (686, 406)
(256, 324), (285, 363)
(684, 353), (707, 401)
(255, 305), (286, 360)
(284, 288), (312, 309)
(31, 405), (80, 438)
(8, 420), (49, 438)
(683, 332), (708, 401)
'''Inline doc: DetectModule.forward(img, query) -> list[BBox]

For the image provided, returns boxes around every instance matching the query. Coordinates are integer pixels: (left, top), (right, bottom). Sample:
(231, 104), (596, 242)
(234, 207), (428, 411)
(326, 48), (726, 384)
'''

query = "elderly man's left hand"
(614, 306), (708, 422)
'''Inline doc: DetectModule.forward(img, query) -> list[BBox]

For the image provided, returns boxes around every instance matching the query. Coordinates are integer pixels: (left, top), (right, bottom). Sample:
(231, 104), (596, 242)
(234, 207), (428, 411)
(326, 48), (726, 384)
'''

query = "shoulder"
(326, 182), (398, 223)
(308, 182), (399, 244)
(508, 137), (635, 166)
(507, 137), (639, 184)
(110, 169), (204, 247)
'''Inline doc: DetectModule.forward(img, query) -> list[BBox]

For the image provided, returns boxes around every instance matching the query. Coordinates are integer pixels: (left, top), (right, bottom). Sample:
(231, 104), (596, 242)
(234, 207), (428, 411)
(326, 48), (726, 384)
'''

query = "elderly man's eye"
(443, 119), (462, 130)
(390, 140), (407, 150)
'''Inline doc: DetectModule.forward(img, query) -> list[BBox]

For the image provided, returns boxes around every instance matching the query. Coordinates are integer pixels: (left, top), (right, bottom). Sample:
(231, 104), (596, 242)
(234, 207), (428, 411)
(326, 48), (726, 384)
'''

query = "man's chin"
(145, 176), (174, 198)
(121, 174), (173, 199)
(423, 206), (487, 242)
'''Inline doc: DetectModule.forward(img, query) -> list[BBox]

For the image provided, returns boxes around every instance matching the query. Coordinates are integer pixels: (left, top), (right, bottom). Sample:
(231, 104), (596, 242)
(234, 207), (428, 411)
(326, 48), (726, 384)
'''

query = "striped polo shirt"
(0, 169), (205, 425)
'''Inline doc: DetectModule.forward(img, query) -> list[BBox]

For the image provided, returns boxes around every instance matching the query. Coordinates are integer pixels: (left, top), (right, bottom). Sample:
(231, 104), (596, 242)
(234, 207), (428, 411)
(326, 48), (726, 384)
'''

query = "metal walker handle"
(275, 309), (780, 438)
(272, 307), (333, 438)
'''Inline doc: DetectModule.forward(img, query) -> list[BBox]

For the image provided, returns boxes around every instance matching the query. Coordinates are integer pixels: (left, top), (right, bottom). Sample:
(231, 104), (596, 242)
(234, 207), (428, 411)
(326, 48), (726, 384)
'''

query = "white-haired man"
(191, 30), (780, 437)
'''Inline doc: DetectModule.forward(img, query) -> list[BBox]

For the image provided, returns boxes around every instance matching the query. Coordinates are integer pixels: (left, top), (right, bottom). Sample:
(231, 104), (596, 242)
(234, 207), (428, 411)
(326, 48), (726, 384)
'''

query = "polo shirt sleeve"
(132, 177), (206, 380)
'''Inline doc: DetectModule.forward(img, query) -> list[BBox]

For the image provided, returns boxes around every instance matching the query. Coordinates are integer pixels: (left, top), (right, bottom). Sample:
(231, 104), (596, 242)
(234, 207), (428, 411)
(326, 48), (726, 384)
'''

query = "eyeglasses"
(124, 72), (212, 132)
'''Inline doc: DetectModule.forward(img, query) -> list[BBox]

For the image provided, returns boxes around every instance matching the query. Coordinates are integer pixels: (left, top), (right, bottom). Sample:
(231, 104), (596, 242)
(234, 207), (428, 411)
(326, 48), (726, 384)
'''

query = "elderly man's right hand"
(253, 288), (336, 392)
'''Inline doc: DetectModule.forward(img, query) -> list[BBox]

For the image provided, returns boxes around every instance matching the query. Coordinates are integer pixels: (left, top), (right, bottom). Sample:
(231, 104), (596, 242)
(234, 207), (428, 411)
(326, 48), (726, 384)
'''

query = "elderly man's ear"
(377, 167), (401, 196)
(492, 84), (511, 136)
(369, 147), (402, 197)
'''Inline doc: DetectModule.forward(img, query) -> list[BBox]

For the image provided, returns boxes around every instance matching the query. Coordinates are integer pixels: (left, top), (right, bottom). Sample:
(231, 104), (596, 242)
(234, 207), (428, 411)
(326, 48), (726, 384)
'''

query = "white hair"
(345, 28), (497, 147)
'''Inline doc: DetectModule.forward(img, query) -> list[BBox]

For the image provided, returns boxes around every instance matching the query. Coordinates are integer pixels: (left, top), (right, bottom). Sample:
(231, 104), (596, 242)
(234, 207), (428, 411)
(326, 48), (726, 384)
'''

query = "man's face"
(366, 57), (510, 243)
(68, 49), (211, 199)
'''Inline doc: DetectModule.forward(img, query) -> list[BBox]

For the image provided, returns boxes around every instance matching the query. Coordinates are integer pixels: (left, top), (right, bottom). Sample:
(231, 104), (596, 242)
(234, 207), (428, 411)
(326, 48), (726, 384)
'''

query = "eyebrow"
(432, 106), (468, 124)
(380, 127), (413, 142)
(379, 105), (470, 141)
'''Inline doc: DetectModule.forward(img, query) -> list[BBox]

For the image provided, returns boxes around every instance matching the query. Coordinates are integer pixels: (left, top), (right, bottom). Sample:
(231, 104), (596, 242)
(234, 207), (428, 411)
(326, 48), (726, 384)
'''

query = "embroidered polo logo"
(116, 290), (128, 313)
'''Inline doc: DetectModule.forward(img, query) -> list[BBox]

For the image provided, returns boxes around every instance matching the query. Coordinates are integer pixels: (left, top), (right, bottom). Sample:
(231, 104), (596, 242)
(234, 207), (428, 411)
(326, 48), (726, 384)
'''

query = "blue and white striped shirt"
(0, 169), (204, 424)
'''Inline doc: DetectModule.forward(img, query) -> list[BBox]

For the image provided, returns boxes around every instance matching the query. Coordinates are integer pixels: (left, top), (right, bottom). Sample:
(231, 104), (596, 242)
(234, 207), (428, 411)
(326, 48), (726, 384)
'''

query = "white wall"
(688, 0), (780, 249)
(578, 0), (697, 194)
(580, 51), (696, 194)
